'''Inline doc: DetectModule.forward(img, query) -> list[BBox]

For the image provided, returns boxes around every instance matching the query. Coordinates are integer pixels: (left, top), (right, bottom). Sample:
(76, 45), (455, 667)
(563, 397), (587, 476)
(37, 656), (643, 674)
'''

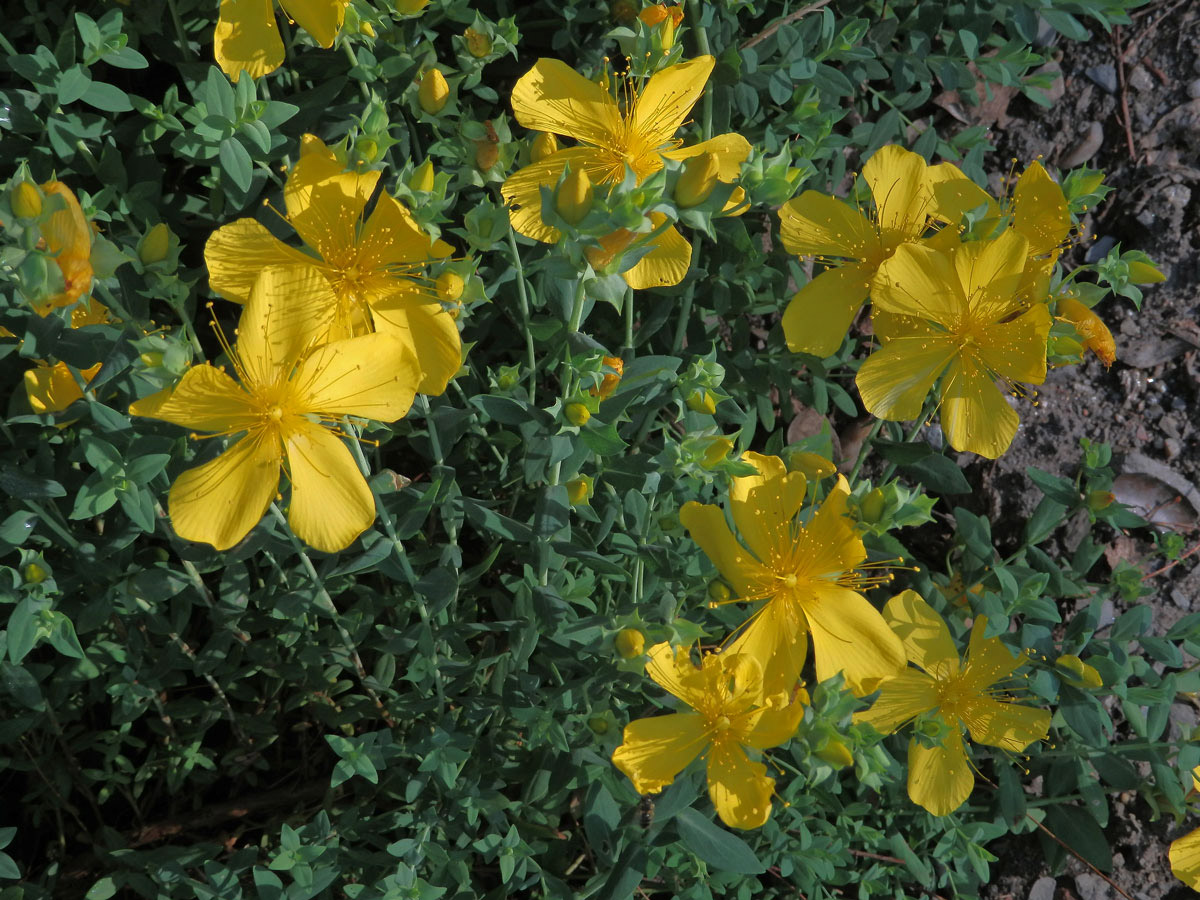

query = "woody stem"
(504, 220), (538, 406)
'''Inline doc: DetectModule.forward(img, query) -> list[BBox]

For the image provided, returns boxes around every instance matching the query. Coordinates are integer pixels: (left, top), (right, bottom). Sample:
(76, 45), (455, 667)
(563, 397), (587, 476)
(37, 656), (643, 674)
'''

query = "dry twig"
(740, 0), (834, 50)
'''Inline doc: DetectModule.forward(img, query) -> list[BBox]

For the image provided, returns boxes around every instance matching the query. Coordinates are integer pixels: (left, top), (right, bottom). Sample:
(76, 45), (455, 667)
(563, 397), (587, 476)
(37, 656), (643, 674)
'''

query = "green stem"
(165, 0), (194, 61)
(505, 221), (538, 406)
(267, 503), (397, 725)
(342, 42), (372, 102)
(687, 0), (713, 140)
(878, 406), (932, 482)
(846, 417), (884, 484)
(622, 285), (634, 355)
(24, 502), (80, 550)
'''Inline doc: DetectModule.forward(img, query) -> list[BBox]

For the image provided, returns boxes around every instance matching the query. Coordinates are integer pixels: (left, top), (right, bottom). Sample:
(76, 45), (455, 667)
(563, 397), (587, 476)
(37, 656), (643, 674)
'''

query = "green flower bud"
(860, 488), (886, 524)
(566, 475), (593, 506)
(587, 715), (610, 734)
(815, 739), (854, 769)
(23, 562), (48, 584)
(464, 27), (491, 58)
(707, 580), (732, 604)
(1086, 489), (1114, 511)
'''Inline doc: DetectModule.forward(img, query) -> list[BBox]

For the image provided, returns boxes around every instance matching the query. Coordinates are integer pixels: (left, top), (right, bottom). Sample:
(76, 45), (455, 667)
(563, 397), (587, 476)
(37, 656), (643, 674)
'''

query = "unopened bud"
(564, 402), (591, 426)
(555, 168), (593, 225)
(566, 475), (593, 506)
(139, 223), (172, 265)
(699, 437), (733, 469)
(587, 715), (610, 734)
(531, 132), (558, 163)
(409, 160), (435, 193)
(1086, 489), (1114, 511)
(418, 68), (449, 114)
(24, 562), (48, 584)
(860, 488), (886, 524)
(394, 0), (429, 13)
(590, 356), (624, 400)
(437, 271), (464, 303)
(475, 138), (499, 172)
(1056, 654), (1103, 690)
(496, 366), (520, 390)
(815, 739), (854, 769)
(464, 27), (491, 58)
(358, 20), (375, 37)
(12, 181), (42, 220)
(707, 581), (732, 604)
(614, 627), (645, 659)
(686, 390), (716, 414)
(675, 152), (719, 208)
(1127, 260), (1165, 284)
(139, 352), (164, 368)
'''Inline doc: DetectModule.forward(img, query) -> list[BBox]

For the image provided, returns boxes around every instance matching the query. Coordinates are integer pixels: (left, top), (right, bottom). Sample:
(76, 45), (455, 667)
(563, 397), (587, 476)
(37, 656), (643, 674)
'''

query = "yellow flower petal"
(707, 742), (775, 829)
(804, 584), (906, 695)
(236, 265), (343, 384)
(1058, 296), (1115, 367)
(856, 329), (956, 423)
(778, 191), (877, 261)
(975, 303), (1051, 386)
(511, 59), (624, 148)
(959, 696), (1050, 753)
(961, 617), (1026, 693)
(621, 220), (692, 290)
(744, 697), (805, 749)
(24, 362), (101, 415)
(644, 642), (706, 706)
(290, 332), (419, 421)
(1170, 827), (1200, 890)
(863, 144), (929, 238)
(283, 419), (375, 553)
(1012, 161), (1070, 258)
(679, 501), (772, 597)
(662, 133), (752, 181)
(854, 668), (939, 735)
(883, 590), (960, 677)
(129, 364), (257, 433)
(907, 730), (974, 816)
(204, 219), (316, 304)
(214, 0), (285, 82)
(799, 475), (867, 576)
(169, 432), (281, 550)
(40, 182), (91, 260)
(284, 157), (379, 261)
(725, 599), (808, 701)
(938, 357), (1019, 459)
(926, 162), (998, 226)
(954, 230), (1028, 315)
(501, 148), (608, 242)
(612, 712), (708, 794)
(729, 452), (806, 567)
(358, 192), (445, 268)
(872, 243), (964, 324)
(370, 294), (462, 396)
(781, 263), (873, 357)
(630, 56), (714, 149)
(277, 0), (345, 47)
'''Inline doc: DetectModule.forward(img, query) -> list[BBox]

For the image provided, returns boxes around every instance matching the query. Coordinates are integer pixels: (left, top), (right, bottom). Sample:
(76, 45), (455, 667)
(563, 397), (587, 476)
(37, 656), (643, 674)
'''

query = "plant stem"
(268, 503), (397, 726)
(342, 42), (372, 102)
(505, 221), (538, 406)
(622, 285), (635, 355)
(687, 0), (713, 139)
(846, 417), (884, 483)
(165, 0), (194, 61)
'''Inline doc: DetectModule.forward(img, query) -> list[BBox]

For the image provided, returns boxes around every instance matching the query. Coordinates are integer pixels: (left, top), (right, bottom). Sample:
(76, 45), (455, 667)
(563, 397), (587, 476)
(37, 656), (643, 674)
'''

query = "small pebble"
(1165, 437), (1181, 459)
(1075, 872), (1114, 900)
(1165, 183), (1192, 208)
(1189, 78), (1200, 99)
(1061, 121), (1104, 168)
(1136, 208), (1157, 227)
(1128, 65), (1153, 93)
(1085, 235), (1117, 263)
(1028, 876), (1056, 900)
(1085, 64), (1118, 94)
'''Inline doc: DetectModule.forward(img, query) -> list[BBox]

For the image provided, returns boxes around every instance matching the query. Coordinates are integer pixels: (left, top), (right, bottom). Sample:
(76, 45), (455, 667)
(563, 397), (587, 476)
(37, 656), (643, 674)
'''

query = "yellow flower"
(36, 182), (94, 316)
(679, 452), (905, 698)
(1172, 828), (1200, 891)
(130, 266), (419, 553)
(215, 0), (349, 82)
(205, 139), (460, 395)
(778, 145), (942, 357)
(612, 643), (804, 829)
(855, 591), (1050, 816)
(500, 56), (750, 289)
(24, 361), (103, 415)
(856, 230), (1052, 459)
(590, 356), (624, 400)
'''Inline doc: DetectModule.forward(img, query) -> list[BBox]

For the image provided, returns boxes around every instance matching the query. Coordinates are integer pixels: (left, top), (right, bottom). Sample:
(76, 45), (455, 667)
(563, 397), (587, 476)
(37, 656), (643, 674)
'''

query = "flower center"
(935, 676), (971, 718)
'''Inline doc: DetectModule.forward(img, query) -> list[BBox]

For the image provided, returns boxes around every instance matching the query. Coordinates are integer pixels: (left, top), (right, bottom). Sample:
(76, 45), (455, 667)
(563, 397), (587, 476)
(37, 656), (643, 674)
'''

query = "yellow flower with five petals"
(612, 643), (804, 829)
(500, 56), (750, 289)
(130, 265), (419, 553)
(205, 138), (461, 395)
(856, 229), (1052, 459)
(854, 591), (1050, 816)
(679, 452), (905, 699)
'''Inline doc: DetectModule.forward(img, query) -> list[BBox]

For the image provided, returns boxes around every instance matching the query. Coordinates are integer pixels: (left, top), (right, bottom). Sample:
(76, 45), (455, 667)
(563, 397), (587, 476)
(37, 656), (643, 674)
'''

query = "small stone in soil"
(1085, 64), (1118, 94)
(1074, 872), (1113, 900)
(1086, 235), (1117, 263)
(1128, 65), (1154, 92)
(1060, 121), (1104, 168)
(1191, 77), (1200, 98)
(1027, 876), (1056, 900)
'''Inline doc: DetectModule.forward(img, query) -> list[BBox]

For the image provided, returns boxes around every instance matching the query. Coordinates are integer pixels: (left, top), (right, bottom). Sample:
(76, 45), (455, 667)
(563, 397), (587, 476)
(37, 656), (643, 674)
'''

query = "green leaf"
(675, 808), (765, 874)
(1040, 804), (1112, 873)
(81, 81), (132, 112)
(0, 852), (21, 881)
(57, 65), (93, 104)
(0, 467), (66, 499)
(219, 137), (253, 192)
(84, 876), (116, 899)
